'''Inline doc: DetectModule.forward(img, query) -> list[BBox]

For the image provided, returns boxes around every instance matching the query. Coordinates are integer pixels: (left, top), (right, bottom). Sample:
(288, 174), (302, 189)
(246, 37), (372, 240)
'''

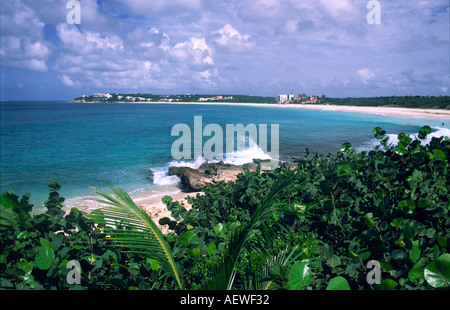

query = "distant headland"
(73, 93), (275, 104)
(72, 92), (450, 110)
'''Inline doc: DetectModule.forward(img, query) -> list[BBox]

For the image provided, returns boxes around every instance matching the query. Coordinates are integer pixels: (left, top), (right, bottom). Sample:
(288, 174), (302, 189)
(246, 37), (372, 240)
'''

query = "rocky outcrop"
(168, 166), (212, 191)
(168, 161), (258, 191)
(165, 159), (295, 192)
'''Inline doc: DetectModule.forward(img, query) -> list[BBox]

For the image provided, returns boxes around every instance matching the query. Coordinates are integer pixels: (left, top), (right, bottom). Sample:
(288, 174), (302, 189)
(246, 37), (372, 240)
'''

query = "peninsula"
(73, 92), (449, 109)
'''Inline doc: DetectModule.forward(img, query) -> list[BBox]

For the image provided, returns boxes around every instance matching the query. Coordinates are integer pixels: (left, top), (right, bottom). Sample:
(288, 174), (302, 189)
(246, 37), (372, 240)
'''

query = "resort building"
(276, 93), (322, 104)
(93, 93), (112, 100)
(276, 93), (295, 103)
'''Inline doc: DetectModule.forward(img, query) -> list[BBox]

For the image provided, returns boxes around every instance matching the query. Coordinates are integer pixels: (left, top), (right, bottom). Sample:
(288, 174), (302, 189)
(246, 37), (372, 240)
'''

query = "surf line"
(171, 116), (279, 170)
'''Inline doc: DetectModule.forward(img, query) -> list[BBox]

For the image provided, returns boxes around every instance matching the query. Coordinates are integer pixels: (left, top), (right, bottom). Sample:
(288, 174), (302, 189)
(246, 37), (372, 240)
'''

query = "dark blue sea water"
(1, 101), (448, 212)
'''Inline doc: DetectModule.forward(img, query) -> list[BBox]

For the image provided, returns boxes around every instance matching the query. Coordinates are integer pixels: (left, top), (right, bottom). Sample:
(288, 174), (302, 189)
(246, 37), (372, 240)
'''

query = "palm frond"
(203, 168), (298, 290)
(88, 181), (183, 289)
(253, 244), (302, 290)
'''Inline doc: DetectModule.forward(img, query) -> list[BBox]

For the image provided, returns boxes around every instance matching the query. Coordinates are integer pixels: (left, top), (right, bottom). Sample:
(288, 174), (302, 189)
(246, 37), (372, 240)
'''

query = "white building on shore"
(276, 93), (295, 103)
(93, 93), (112, 100)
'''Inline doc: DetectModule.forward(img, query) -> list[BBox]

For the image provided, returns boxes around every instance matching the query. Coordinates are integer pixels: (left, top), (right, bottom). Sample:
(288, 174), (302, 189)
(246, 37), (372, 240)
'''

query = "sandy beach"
(63, 188), (202, 231)
(141, 101), (450, 120)
(262, 103), (450, 119)
(138, 191), (202, 232)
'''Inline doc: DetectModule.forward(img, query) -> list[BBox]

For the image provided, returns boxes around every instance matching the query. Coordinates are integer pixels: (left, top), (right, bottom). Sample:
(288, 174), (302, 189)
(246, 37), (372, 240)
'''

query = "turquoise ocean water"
(1, 101), (449, 212)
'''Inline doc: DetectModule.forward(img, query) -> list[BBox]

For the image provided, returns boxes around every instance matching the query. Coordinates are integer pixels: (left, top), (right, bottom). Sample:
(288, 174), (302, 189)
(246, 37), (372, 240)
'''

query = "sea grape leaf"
(395, 142), (408, 155)
(320, 180), (333, 195)
(398, 200), (415, 211)
(418, 126), (432, 139)
(326, 276), (350, 290)
(35, 246), (55, 270)
(431, 149), (445, 161)
(0, 204), (19, 232)
(337, 163), (351, 176)
(319, 244), (334, 260)
(289, 261), (313, 290)
(373, 127), (386, 139)
(187, 247), (200, 258)
(207, 243), (216, 255)
(416, 199), (430, 209)
(408, 267), (424, 284)
(179, 230), (196, 246)
(397, 133), (411, 145)
(161, 195), (172, 204)
(410, 244), (421, 264)
(213, 223), (224, 235)
(159, 217), (171, 226)
(40, 238), (52, 248)
(424, 254), (450, 288)
(358, 251), (371, 261)
(437, 237), (447, 247)
(51, 233), (64, 251)
(48, 179), (62, 191)
(340, 142), (352, 152)
(363, 213), (376, 227)
(378, 279), (398, 290)
(328, 255), (341, 268)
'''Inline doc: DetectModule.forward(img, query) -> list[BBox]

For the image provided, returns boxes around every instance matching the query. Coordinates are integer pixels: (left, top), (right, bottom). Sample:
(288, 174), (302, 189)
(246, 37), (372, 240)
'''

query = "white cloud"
(20, 0), (121, 33)
(0, 1), (51, 72)
(319, 0), (360, 20)
(52, 21), (221, 91)
(56, 23), (123, 55)
(210, 24), (254, 52)
(59, 74), (80, 87)
(114, 0), (203, 15)
(169, 37), (215, 70)
(357, 68), (377, 85)
(0, 0), (448, 98)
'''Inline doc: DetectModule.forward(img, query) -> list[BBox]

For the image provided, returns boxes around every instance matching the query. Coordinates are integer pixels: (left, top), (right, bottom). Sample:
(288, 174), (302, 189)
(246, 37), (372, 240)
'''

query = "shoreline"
(270, 104), (450, 119)
(78, 101), (450, 120)
(164, 102), (450, 119)
(62, 186), (201, 220)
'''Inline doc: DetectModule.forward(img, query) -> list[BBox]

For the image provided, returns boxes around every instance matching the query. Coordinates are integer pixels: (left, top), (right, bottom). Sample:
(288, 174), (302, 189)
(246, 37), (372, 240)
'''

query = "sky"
(0, 0), (449, 101)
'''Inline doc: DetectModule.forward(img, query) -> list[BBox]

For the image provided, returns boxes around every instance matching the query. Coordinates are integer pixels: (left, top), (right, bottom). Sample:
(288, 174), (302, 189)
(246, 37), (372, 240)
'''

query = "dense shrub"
(161, 126), (449, 289)
(0, 182), (161, 290)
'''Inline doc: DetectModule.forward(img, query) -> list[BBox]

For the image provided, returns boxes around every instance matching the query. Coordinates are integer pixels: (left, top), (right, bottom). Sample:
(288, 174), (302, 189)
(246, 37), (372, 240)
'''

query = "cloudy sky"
(1, 0), (448, 100)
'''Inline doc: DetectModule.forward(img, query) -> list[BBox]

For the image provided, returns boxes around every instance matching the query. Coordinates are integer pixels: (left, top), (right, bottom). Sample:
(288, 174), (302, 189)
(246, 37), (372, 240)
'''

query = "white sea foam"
(152, 167), (182, 186)
(64, 196), (104, 212)
(150, 138), (273, 186)
(221, 138), (272, 166)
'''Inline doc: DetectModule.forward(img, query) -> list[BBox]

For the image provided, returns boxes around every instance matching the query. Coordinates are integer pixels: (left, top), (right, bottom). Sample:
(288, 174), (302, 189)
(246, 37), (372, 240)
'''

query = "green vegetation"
(74, 93), (449, 109)
(1, 126), (449, 290)
(325, 96), (450, 109)
(74, 93), (276, 104)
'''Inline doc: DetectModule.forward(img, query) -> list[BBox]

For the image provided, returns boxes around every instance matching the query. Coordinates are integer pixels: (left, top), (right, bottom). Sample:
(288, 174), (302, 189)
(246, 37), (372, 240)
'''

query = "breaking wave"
(151, 138), (273, 186)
